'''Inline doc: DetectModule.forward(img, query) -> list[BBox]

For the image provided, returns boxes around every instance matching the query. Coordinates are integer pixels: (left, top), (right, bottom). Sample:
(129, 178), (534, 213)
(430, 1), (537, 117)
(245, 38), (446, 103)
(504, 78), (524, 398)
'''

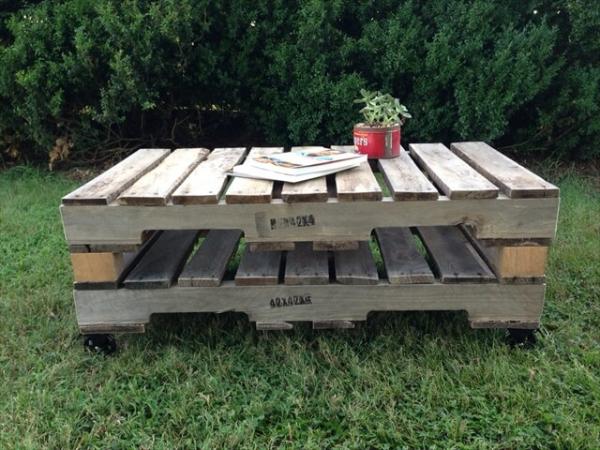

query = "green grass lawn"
(1, 166), (599, 449)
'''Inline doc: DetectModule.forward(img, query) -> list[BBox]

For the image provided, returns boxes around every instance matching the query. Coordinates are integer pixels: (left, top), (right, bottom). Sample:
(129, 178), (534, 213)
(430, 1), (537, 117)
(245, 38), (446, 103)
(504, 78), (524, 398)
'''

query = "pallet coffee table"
(61, 143), (559, 352)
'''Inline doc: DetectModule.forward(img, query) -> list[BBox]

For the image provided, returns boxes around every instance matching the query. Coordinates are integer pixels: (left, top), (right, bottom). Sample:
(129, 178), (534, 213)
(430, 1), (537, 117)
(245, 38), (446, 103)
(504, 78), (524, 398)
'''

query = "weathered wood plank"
(334, 241), (379, 285)
(71, 252), (126, 284)
(313, 240), (360, 251)
(416, 226), (496, 283)
(313, 320), (355, 329)
(118, 148), (208, 205)
(62, 148), (170, 205)
(235, 249), (282, 286)
(172, 148), (247, 204)
(378, 150), (439, 200)
(284, 242), (329, 285)
(123, 230), (199, 288)
(281, 147), (329, 203)
(450, 142), (559, 198)
(75, 283), (546, 331)
(374, 227), (434, 284)
(178, 229), (242, 287)
(410, 143), (499, 199)
(335, 161), (383, 201)
(225, 147), (283, 204)
(256, 322), (294, 331)
(248, 241), (296, 252)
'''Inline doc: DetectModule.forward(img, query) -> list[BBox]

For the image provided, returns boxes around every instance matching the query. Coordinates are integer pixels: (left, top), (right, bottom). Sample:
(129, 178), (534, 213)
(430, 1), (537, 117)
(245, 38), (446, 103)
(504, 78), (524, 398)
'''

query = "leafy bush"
(0, 0), (598, 165)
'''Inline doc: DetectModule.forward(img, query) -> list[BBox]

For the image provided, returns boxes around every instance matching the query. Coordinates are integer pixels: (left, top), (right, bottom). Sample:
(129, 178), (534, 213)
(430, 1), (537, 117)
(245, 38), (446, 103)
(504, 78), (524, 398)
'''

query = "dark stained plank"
(284, 242), (329, 285)
(416, 226), (496, 283)
(123, 230), (199, 288)
(178, 229), (242, 287)
(334, 241), (379, 285)
(62, 148), (170, 205)
(172, 147), (247, 204)
(374, 227), (434, 284)
(410, 143), (499, 199)
(118, 148), (208, 205)
(378, 150), (439, 200)
(235, 249), (283, 286)
(450, 142), (559, 198)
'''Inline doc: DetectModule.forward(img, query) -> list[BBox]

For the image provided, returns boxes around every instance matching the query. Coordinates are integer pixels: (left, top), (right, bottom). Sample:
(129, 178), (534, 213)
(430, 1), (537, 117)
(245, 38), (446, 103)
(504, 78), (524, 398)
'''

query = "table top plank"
(335, 161), (382, 201)
(225, 147), (283, 204)
(374, 227), (434, 284)
(284, 242), (329, 285)
(334, 241), (379, 284)
(417, 226), (496, 283)
(118, 148), (208, 205)
(62, 148), (170, 205)
(378, 150), (439, 200)
(172, 148), (247, 204)
(451, 142), (559, 198)
(281, 147), (329, 203)
(410, 143), (499, 199)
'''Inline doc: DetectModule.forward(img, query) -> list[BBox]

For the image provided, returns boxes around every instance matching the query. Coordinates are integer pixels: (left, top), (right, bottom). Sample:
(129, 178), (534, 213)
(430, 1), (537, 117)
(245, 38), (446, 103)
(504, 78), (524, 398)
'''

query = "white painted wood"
(378, 150), (439, 200)
(450, 142), (559, 198)
(172, 148), (247, 204)
(74, 283), (545, 330)
(281, 147), (329, 203)
(410, 143), (499, 199)
(62, 148), (170, 205)
(60, 196), (560, 247)
(118, 148), (208, 205)
(225, 147), (283, 203)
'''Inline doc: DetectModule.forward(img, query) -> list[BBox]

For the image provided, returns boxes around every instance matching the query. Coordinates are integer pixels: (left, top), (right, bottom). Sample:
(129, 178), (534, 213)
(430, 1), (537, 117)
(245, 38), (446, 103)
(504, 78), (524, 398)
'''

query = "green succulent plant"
(354, 89), (411, 127)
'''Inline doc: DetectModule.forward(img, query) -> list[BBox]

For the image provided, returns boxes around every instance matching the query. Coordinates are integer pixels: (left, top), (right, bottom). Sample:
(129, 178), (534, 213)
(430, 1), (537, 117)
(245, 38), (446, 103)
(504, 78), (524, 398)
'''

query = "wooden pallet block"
(178, 229), (242, 287)
(118, 148), (208, 205)
(374, 227), (435, 284)
(281, 146), (329, 203)
(416, 226), (496, 283)
(225, 147), (283, 204)
(378, 150), (439, 200)
(450, 142), (559, 198)
(410, 143), (499, 199)
(62, 148), (170, 205)
(172, 148), (247, 204)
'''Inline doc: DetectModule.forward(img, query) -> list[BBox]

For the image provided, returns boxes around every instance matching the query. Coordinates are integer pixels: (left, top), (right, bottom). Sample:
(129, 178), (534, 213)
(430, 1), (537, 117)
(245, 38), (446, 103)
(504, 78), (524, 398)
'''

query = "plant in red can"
(353, 89), (411, 159)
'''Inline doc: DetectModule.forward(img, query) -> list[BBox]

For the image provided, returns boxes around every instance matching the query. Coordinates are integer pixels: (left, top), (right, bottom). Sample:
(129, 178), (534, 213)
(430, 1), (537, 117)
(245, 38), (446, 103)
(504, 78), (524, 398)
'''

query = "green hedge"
(0, 0), (598, 163)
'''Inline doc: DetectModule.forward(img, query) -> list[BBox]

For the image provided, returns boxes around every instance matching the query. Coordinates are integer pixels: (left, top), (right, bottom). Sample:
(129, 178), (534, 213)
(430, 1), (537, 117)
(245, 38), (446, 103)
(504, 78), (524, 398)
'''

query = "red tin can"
(353, 123), (401, 159)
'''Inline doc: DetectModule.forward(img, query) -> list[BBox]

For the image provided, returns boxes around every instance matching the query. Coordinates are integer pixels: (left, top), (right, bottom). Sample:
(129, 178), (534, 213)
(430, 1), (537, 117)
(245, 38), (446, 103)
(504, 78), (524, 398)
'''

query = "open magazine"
(228, 148), (366, 183)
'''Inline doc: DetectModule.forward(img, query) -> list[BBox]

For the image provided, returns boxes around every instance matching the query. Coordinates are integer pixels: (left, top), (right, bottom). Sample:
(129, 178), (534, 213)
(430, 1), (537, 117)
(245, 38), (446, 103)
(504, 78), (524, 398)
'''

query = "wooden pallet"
(62, 142), (559, 336)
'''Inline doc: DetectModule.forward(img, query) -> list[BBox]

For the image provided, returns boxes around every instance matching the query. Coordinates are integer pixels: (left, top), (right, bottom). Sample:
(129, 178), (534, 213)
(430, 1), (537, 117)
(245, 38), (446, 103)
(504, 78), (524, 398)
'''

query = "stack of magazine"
(229, 148), (366, 183)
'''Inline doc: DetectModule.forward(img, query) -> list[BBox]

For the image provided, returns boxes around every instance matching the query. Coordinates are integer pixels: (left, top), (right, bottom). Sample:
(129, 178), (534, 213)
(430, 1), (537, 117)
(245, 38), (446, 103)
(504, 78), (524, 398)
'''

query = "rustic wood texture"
(335, 161), (383, 201)
(417, 226), (496, 283)
(225, 147), (283, 204)
(374, 227), (435, 284)
(118, 148), (208, 205)
(70, 252), (126, 283)
(256, 322), (294, 331)
(281, 146), (329, 203)
(334, 241), (379, 285)
(171, 147), (247, 204)
(61, 195), (560, 248)
(284, 242), (329, 285)
(410, 143), (499, 199)
(248, 241), (296, 252)
(451, 142), (559, 198)
(313, 240), (360, 251)
(123, 230), (199, 288)
(235, 249), (282, 286)
(313, 320), (355, 329)
(178, 229), (242, 287)
(62, 148), (170, 205)
(75, 283), (546, 331)
(378, 150), (439, 200)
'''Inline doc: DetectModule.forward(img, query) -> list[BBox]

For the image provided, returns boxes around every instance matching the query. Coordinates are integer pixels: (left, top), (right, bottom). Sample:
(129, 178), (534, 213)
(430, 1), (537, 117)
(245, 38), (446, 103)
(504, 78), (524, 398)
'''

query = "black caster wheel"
(507, 328), (537, 348)
(83, 334), (117, 355)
